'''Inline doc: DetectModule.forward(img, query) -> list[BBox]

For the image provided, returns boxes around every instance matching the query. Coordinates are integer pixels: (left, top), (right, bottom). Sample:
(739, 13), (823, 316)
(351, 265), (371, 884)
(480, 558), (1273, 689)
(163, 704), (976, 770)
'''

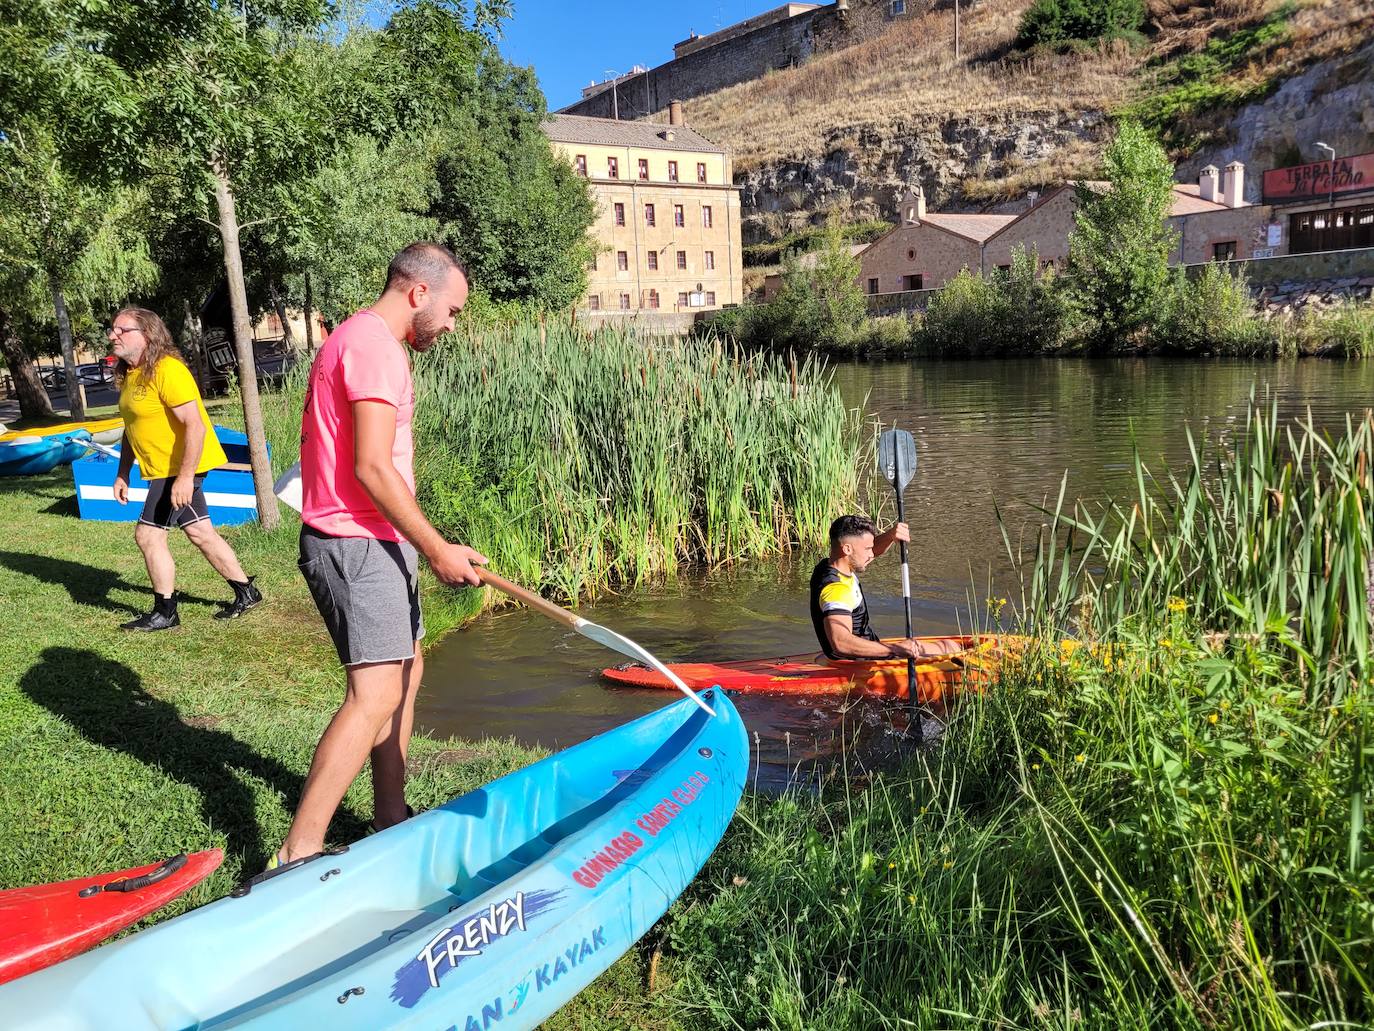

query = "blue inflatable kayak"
(0, 689), (747, 1029)
(0, 430), (90, 476)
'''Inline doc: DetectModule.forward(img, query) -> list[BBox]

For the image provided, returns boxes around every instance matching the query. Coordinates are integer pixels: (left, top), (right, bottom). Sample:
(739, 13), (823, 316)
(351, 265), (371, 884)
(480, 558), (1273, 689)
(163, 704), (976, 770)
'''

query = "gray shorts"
(298, 525), (425, 667)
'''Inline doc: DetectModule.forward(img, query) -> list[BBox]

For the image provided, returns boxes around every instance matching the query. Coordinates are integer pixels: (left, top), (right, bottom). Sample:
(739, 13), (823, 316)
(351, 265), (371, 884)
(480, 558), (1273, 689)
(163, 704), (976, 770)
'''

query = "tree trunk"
(212, 160), (279, 530)
(182, 298), (209, 394)
(303, 271), (315, 354)
(51, 281), (86, 419)
(269, 281), (295, 349)
(0, 306), (55, 420)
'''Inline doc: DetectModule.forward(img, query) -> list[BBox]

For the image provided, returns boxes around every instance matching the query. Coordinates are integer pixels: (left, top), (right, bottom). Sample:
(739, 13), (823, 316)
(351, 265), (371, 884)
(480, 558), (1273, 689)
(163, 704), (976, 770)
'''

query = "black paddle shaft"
(892, 477), (921, 741)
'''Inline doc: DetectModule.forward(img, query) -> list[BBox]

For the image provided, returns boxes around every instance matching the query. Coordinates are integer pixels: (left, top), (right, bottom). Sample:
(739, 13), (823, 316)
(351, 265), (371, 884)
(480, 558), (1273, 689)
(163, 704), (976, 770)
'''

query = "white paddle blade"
(274, 460), (304, 513)
(576, 621), (716, 717)
(80, 438), (122, 459)
(878, 428), (917, 492)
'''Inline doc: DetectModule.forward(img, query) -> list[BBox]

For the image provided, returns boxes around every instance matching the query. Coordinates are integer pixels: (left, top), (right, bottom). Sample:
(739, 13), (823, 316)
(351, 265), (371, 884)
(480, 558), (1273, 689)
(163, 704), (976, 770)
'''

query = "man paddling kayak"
(810, 515), (959, 661)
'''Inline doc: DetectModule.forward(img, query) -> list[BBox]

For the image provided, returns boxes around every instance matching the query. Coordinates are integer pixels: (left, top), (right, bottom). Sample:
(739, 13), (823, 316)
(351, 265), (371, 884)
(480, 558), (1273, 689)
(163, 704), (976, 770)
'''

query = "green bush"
(1153, 262), (1263, 355)
(1016, 0), (1145, 50)
(916, 268), (1012, 356)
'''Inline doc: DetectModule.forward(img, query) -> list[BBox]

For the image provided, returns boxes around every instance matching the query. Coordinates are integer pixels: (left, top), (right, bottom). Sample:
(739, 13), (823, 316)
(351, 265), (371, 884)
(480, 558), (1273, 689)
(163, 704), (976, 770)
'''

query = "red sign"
(1264, 152), (1374, 203)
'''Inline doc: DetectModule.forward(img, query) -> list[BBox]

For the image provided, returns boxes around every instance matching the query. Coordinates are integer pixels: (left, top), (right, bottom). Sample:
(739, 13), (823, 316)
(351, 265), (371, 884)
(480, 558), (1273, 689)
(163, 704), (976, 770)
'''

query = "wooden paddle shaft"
(477, 568), (581, 629)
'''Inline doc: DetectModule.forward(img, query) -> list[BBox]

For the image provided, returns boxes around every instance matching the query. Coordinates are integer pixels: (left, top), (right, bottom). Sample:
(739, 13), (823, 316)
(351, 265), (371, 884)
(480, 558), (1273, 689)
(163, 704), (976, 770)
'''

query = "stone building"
(856, 186), (1015, 294)
(543, 106), (743, 315)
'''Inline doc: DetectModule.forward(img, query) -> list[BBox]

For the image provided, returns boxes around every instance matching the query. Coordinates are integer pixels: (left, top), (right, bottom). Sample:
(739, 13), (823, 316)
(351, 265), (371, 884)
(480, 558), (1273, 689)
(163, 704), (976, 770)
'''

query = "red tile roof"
(922, 213), (1019, 242)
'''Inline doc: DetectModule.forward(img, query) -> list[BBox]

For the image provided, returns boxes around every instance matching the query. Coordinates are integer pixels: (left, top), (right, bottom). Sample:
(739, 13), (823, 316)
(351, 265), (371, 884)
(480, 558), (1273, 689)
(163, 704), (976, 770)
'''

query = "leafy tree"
(0, 129), (157, 418)
(1017, 0), (1146, 50)
(775, 225), (868, 347)
(995, 246), (1075, 353)
(1066, 121), (1178, 351)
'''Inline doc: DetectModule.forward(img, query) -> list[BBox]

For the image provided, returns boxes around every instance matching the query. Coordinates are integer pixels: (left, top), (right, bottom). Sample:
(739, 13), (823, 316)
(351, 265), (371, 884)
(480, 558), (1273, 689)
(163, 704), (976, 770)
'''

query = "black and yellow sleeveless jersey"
(809, 559), (880, 659)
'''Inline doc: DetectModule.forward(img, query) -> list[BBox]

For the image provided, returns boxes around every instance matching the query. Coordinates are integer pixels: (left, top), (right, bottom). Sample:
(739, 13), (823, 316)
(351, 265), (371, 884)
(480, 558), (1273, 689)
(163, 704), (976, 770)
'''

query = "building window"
(668, 161), (679, 182)
(903, 274), (923, 291)
(638, 158), (649, 180)
(704, 250), (715, 270)
(1212, 241), (1237, 261)
(620, 293), (631, 310)
(867, 277), (878, 294)
(617, 250), (628, 271)
(891, 0), (906, 14)
(644, 203), (655, 226)
(674, 204), (685, 227)
(614, 202), (625, 226)
(588, 295), (600, 311)
(607, 157), (619, 178)
(574, 154), (587, 176)
(997, 264), (1011, 273)
(706, 291), (716, 306)
(677, 292), (689, 308)
(702, 205), (713, 228)
(676, 250), (687, 270)
(907, 248), (915, 260)
(647, 251), (658, 270)
(590, 254), (598, 271)
(697, 162), (707, 183)
(647, 289), (660, 309)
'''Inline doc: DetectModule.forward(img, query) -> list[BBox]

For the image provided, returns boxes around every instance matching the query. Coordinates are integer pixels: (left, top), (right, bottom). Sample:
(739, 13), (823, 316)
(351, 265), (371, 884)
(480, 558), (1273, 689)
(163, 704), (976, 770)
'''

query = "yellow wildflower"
(1167, 597), (1187, 613)
(1208, 713), (1219, 725)
(907, 894), (916, 905)
(888, 862), (896, 870)
(943, 861), (954, 870)
(1219, 699), (1230, 711)
(1031, 763), (1041, 772)
(1074, 753), (1086, 764)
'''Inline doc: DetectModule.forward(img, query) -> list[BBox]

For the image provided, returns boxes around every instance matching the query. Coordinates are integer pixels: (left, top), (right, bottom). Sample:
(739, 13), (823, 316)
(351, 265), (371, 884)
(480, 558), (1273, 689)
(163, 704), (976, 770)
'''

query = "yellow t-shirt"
(118, 358), (227, 480)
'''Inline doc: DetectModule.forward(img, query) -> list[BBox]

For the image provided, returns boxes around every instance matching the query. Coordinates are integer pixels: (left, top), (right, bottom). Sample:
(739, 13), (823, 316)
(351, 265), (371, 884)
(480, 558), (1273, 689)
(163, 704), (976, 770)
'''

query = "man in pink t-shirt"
(273, 242), (486, 870)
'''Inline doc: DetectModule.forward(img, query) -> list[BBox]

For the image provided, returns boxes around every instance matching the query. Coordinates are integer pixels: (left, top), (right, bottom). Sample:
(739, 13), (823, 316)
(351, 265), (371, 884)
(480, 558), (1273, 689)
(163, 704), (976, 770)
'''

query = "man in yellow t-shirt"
(109, 307), (262, 631)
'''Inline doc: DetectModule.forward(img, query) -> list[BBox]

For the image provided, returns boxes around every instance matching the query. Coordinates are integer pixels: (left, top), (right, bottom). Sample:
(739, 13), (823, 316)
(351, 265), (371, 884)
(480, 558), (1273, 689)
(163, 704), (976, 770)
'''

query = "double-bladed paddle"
(272, 461), (716, 717)
(878, 427), (922, 738)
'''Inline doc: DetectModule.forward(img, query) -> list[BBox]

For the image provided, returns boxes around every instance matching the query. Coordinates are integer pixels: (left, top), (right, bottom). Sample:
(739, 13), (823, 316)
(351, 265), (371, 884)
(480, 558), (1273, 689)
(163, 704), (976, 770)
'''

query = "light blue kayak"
(0, 689), (747, 1029)
(0, 430), (89, 476)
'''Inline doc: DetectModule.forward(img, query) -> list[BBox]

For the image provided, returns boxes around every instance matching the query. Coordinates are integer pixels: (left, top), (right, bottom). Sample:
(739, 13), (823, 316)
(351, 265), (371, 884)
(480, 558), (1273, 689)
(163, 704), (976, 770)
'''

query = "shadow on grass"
(0, 551), (222, 615)
(20, 647), (370, 869)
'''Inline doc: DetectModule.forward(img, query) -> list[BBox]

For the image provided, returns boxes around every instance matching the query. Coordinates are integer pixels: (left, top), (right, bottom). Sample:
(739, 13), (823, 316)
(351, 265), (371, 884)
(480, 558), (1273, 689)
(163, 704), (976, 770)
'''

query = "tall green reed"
(259, 318), (863, 604)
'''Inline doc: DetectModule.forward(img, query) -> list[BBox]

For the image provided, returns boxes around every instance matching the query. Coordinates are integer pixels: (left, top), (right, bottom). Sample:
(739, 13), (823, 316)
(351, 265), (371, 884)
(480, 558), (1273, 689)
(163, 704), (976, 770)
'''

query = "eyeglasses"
(109, 324), (142, 338)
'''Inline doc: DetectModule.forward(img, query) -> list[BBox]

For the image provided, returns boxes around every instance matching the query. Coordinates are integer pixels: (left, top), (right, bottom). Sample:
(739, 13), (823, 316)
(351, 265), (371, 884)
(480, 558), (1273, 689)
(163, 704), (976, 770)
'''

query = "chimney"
(1199, 165), (1220, 203)
(903, 185), (926, 225)
(1222, 161), (1244, 207)
(668, 100), (684, 126)
(1027, 189), (1040, 210)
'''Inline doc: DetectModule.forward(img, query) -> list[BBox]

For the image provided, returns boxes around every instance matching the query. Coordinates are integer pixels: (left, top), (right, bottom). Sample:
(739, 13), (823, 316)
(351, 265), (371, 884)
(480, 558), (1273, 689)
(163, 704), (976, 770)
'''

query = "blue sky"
(499, 0), (770, 110)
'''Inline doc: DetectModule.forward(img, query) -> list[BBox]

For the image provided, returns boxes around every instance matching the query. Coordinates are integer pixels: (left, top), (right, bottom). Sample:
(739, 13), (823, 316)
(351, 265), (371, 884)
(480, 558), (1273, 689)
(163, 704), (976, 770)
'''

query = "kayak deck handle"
(338, 986), (366, 1004)
(78, 853), (188, 898)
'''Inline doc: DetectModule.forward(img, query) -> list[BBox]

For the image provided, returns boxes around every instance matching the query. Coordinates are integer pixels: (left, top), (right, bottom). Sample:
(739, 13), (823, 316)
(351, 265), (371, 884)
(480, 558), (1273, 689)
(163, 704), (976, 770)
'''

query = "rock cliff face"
(1178, 40), (1374, 203)
(733, 40), (1374, 245)
(736, 111), (1107, 244)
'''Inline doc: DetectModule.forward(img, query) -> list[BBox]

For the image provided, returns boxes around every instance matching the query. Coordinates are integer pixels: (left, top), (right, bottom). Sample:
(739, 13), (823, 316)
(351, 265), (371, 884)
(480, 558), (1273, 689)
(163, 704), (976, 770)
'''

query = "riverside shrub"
(916, 269), (1012, 356)
(1154, 262), (1262, 355)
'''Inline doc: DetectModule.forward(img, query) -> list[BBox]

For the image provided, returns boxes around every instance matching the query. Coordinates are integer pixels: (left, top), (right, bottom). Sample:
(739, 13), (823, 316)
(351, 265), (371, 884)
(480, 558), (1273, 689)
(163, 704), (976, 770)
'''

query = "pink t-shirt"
(300, 310), (415, 541)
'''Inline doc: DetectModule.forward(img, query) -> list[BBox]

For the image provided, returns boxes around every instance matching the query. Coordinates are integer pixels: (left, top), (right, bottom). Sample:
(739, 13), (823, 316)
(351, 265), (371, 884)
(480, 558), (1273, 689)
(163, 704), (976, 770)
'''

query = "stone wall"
(560, 0), (928, 122)
(859, 221), (980, 294)
(1183, 245), (1374, 289)
(983, 187), (1077, 269)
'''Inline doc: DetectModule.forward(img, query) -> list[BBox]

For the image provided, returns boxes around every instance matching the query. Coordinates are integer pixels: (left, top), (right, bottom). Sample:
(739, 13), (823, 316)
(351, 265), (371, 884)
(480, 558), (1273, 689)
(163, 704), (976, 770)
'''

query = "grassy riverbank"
(636, 404), (1374, 1029)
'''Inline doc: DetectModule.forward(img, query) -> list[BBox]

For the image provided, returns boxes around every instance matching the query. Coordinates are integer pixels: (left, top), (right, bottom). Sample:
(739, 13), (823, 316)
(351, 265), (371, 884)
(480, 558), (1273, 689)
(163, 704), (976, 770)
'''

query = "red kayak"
(0, 849), (223, 985)
(602, 635), (1030, 703)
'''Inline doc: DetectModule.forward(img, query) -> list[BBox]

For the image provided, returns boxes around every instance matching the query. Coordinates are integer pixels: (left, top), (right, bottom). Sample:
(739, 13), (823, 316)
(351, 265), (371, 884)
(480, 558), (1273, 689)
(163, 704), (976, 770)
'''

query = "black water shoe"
(122, 593), (180, 632)
(215, 576), (262, 620)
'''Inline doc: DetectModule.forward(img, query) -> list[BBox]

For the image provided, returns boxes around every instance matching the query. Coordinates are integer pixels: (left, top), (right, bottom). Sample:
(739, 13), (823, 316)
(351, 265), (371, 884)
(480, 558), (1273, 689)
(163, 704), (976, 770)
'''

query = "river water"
(419, 359), (1374, 789)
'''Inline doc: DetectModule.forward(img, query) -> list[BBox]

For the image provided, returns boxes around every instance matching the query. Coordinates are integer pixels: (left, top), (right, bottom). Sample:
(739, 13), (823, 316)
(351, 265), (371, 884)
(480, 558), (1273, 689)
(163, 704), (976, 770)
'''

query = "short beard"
(411, 308), (443, 352)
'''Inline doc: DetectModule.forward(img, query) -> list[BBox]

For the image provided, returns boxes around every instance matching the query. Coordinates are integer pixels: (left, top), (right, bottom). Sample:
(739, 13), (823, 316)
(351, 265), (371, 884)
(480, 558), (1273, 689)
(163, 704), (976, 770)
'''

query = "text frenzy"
(418, 892), (527, 989)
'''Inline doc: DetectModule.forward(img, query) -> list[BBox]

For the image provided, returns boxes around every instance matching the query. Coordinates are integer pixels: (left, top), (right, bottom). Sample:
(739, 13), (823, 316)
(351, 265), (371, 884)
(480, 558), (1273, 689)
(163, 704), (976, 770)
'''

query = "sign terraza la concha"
(1263, 152), (1374, 203)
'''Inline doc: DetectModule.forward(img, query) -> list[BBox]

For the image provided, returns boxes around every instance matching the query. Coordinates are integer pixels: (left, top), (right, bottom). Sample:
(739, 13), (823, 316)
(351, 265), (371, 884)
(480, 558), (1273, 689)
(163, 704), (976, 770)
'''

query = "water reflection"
(419, 358), (1374, 790)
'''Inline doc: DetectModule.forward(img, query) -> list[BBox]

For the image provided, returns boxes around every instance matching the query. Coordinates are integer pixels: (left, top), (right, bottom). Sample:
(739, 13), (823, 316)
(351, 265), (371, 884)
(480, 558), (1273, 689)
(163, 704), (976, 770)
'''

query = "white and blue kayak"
(0, 689), (747, 1029)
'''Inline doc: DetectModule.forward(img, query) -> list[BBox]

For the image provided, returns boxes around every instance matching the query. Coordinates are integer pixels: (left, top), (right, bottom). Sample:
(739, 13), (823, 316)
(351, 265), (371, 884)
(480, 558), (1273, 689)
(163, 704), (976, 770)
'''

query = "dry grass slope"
(682, 0), (1373, 188)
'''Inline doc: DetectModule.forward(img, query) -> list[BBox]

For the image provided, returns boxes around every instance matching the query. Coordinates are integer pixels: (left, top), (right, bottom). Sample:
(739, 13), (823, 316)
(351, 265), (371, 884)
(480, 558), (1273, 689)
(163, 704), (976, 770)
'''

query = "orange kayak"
(602, 635), (1029, 704)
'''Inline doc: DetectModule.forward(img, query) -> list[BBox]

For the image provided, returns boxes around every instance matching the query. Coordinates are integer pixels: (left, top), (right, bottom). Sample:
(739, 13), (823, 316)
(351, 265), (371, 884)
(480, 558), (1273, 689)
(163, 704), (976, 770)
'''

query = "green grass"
(743, 221), (892, 269)
(0, 471), (541, 908)
(634, 401), (1374, 1029)
(1120, 3), (1298, 153)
